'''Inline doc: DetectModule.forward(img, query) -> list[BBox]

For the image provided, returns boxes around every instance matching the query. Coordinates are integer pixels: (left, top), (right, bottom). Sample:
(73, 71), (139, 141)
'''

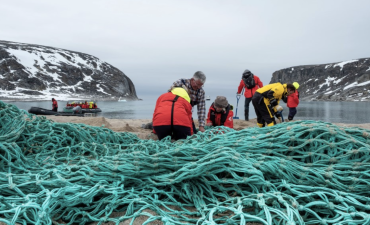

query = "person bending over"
(252, 83), (295, 127)
(206, 96), (233, 129)
(152, 87), (193, 140)
(170, 71), (206, 133)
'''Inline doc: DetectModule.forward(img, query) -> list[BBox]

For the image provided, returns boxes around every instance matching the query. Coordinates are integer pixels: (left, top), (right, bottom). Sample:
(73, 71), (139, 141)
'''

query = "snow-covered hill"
(0, 40), (138, 101)
(270, 58), (370, 101)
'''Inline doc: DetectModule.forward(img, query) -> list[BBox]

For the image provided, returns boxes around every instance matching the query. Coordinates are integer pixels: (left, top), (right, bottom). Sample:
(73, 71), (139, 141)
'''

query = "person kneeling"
(152, 87), (193, 140)
(206, 96), (233, 129)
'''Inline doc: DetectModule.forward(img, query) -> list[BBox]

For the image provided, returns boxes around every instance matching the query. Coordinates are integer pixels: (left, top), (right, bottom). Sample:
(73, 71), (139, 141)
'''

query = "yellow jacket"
(256, 83), (287, 115)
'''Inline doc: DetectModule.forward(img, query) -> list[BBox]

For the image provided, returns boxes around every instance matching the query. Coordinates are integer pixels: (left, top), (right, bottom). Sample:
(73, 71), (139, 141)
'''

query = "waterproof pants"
(244, 97), (252, 121)
(252, 93), (275, 127)
(153, 125), (191, 140)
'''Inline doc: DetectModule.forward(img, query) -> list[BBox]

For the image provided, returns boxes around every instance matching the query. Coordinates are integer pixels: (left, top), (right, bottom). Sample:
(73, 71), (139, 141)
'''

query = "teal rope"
(1, 101), (370, 224)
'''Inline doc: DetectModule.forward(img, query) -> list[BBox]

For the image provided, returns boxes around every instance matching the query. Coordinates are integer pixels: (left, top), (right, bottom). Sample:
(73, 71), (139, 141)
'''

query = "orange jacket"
(206, 104), (234, 128)
(237, 75), (263, 98)
(153, 92), (193, 134)
(287, 90), (299, 108)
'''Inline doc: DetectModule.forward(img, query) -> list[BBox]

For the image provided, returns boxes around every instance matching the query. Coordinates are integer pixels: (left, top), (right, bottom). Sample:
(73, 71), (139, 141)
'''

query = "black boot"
(244, 110), (249, 121)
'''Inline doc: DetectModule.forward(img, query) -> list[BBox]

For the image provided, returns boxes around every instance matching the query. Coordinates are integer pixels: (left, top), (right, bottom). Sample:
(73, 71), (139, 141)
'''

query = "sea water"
(5, 98), (370, 124)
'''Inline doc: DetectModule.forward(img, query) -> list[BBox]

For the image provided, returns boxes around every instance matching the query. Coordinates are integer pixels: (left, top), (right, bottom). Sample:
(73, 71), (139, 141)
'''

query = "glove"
(282, 95), (288, 103)
(270, 98), (278, 107)
(275, 105), (283, 112)
(236, 93), (241, 97)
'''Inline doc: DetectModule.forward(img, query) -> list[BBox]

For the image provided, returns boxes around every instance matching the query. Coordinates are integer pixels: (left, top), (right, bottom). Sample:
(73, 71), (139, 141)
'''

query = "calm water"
(4, 99), (370, 124)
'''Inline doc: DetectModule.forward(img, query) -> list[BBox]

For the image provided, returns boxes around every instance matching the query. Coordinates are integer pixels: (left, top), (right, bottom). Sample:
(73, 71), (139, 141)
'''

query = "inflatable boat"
(28, 107), (84, 117)
(63, 101), (102, 113)
(62, 106), (102, 114)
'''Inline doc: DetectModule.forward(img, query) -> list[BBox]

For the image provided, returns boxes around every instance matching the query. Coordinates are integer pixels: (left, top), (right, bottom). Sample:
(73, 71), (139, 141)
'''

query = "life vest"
(209, 103), (230, 126)
(153, 92), (193, 133)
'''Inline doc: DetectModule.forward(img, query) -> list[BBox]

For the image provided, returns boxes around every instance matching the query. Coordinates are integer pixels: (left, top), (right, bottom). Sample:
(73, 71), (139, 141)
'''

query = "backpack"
(242, 72), (256, 89)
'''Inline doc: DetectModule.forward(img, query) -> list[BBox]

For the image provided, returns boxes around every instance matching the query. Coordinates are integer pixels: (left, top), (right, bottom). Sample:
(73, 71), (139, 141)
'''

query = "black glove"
(282, 95), (287, 103)
(270, 98), (278, 107)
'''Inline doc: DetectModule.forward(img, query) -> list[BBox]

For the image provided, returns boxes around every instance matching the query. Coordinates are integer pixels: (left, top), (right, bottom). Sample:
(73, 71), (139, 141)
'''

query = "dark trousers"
(52, 107), (58, 112)
(244, 97), (252, 120)
(153, 125), (191, 140)
(252, 94), (275, 125)
(288, 107), (297, 120)
(192, 118), (197, 134)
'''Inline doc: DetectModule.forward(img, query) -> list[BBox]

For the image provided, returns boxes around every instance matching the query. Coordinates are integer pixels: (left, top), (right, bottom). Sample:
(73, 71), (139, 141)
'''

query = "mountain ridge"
(0, 40), (138, 101)
(270, 57), (370, 101)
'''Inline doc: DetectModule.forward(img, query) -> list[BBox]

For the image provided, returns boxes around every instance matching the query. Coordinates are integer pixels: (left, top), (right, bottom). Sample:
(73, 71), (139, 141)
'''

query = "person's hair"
(193, 71), (206, 83)
(286, 83), (296, 91)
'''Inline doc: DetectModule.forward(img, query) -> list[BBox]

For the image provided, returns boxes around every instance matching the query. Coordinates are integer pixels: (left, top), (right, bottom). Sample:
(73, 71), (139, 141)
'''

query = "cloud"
(2, 0), (370, 97)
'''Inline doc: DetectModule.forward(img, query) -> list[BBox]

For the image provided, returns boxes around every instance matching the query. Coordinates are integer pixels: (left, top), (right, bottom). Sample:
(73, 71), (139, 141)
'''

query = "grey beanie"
(243, 69), (251, 74)
(214, 96), (228, 108)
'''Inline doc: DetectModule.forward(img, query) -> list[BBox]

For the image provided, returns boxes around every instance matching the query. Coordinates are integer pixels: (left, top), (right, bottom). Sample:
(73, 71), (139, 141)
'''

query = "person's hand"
(236, 93), (241, 97)
(206, 122), (212, 126)
(198, 126), (205, 132)
(270, 98), (278, 106)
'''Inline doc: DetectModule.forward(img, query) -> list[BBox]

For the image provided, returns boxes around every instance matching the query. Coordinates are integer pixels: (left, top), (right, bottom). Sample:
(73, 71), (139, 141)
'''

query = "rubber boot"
(267, 122), (274, 127)
(257, 123), (264, 128)
(244, 110), (249, 121)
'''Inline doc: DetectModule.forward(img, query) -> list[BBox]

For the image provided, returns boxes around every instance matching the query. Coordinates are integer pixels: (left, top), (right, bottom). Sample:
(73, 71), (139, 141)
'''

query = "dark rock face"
(0, 40), (138, 100)
(270, 58), (370, 101)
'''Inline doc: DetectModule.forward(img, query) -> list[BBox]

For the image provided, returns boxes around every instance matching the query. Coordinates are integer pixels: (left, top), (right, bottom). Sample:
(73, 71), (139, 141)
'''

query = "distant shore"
(0, 97), (141, 102)
(42, 115), (370, 140)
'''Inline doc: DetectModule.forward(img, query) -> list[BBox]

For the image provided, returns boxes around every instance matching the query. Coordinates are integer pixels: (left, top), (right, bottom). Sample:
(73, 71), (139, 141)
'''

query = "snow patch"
(333, 59), (358, 71)
(344, 80), (370, 90)
(318, 77), (335, 89)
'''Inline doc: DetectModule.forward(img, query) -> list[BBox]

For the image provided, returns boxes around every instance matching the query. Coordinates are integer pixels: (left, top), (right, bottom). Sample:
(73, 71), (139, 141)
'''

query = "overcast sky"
(2, 0), (370, 98)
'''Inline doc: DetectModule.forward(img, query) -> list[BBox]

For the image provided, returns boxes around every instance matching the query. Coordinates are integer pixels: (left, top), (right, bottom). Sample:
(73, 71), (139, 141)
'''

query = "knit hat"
(171, 87), (190, 103)
(214, 96), (228, 108)
(293, 82), (300, 89)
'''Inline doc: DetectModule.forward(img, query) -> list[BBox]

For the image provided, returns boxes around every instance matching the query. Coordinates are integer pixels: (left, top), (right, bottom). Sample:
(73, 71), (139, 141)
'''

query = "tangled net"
(1, 100), (370, 225)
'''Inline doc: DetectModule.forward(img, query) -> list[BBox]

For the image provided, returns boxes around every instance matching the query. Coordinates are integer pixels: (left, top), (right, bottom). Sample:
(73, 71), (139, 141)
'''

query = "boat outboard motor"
(73, 106), (82, 114)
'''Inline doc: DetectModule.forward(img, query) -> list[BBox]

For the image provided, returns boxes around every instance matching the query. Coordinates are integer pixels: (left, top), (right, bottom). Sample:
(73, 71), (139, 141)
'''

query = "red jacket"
(52, 99), (58, 109)
(153, 92), (193, 134)
(206, 104), (233, 128)
(237, 75), (263, 98)
(287, 90), (299, 108)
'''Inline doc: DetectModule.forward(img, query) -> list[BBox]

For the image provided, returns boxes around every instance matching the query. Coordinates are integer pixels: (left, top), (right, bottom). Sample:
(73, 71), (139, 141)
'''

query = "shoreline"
(42, 115), (370, 140)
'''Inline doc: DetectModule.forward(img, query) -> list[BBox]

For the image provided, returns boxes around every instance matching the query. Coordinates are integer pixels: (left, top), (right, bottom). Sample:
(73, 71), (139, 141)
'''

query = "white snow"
(343, 80), (370, 90)
(318, 77), (335, 89)
(333, 59), (358, 71)
(325, 64), (332, 69)
(333, 77), (345, 85)
(7, 49), (38, 76)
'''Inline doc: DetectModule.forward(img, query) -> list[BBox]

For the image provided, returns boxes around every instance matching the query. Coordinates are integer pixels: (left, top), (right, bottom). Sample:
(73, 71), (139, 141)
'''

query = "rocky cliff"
(270, 58), (370, 101)
(0, 40), (138, 101)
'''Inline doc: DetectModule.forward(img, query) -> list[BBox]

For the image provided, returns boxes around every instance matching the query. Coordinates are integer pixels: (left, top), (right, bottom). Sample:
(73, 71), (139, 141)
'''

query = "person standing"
(236, 69), (263, 121)
(206, 96), (233, 128)
(52, 98), (58, 112)
(170, 71), (206, 133)
(286, 82), (300, 121)
(252, 83), (296, 127)
(152, 87), (193, 140)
